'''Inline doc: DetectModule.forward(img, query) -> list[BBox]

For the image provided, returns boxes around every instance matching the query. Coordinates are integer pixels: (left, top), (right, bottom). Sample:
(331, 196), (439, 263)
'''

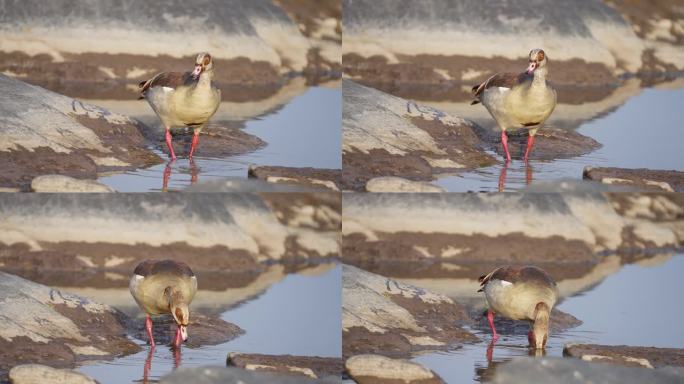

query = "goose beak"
(526, 61), (537, 74)
(191, 65), (202, 80)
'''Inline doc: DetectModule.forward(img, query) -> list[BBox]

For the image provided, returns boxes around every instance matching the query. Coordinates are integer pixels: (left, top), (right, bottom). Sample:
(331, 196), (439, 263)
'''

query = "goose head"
(526, 49), (548, 74)
(191, 52), (214, 80)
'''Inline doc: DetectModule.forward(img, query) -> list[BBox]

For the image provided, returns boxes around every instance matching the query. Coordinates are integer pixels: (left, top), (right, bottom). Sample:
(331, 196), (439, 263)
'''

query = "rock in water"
(342, 264), (477, 359)
(160, 366), (331, 384)
(0, 271), (139, 381)
(31, 175), (115, 193)
(345, 354), (444, 384)
(9, 364), (97, 384)
(492, 356), (684, 384)
(0, 75), (162, 190)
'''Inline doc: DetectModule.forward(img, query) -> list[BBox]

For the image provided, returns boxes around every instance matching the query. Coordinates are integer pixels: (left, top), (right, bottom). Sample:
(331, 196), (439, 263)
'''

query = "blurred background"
(342, 0), (684, 192)
(0, 0), (342, 192)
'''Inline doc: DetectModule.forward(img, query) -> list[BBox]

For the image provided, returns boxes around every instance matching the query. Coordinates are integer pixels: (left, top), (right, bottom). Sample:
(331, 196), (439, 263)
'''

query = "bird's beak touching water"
(526, 61), (537, 74)
(191, 64), (203, 80)
(179, 324), (188, 341)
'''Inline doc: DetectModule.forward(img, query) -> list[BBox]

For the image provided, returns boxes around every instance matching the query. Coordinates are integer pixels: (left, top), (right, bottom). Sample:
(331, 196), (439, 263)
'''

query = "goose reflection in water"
(143, 345), (182, 384)
(162, 159), (199, 191)
(498, 162), (534, 192)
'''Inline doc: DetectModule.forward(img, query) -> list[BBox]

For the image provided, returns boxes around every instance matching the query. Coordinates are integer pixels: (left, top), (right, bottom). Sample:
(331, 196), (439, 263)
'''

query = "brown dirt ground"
(131, 313), (243, 348)
(0, 302), (140, 382)
(342, 115), (497, 191)
(260, 192), (341, 231)
(0, 114), (163, 190)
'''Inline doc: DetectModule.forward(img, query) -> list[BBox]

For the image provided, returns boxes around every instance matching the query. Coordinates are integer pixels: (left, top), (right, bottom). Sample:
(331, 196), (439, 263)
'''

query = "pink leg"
(162, 160), (174, 192)
(172, 346), (181, 369)
(188, 133), (200, 159)
(145, 314), (155, 347)
(486, 340), (495, 362)
(487, 310), (499, 342)
(523, 134), (535, 163)
(501, 131), (511, 163)
(165, 129), (177, 160)
(173, 327), (182, 349)
(143, 344), (155, 384)
(498, 162), (508, 192)
(528, 330), (534, 346)
(189, 158), (198, 185)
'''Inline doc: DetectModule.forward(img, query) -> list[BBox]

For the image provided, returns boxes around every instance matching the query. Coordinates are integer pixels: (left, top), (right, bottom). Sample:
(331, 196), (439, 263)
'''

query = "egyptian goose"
(129, 259), (198, 348)
(138, 52), (221, 160)
(478, 265), (558, 349)
(471, 49), (557, 162)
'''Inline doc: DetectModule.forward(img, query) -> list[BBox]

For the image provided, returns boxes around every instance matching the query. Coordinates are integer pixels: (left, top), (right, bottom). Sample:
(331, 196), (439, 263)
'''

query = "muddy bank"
(584, 166), (684, 192)
(343, 193), (684, 266)
(0, 271), (140, 381)
(343, 0), (683, 90)
(260, 192), (341, 232)
(9, 364), (97, 384)
(604, 0), (684, 76)
(0, 194), (340, 280)
(248, 165), (341, 191)
(342, 80), (497, 191)
(564, 343), (684, 369)
(0, 0), (341, 99)
(345, 354), (444, 384)
(472, 125), (602, 161)
(0, 75), (162, 190)
(146, 122), (266, 159)
(227, 353), (342, 380)
(471, 308), (582, 336)
(342, 265), (477, 360)
(492, 357), (684, 384)
(132, 314), (242, 348)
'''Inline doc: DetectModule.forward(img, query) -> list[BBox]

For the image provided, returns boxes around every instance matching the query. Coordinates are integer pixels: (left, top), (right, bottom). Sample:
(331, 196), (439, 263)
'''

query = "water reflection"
(141, 345), (182, 384)
(162, 159), (199, 191)
(97, 85), (341, 192)
(77, 264), (341, 384)
(425, 82), (684, 192)
(497, 162), (533, 192)
(410, 253), (684, 383)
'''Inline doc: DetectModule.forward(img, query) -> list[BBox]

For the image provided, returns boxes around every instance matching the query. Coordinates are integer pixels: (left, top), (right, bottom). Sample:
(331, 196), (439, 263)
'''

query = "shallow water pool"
(411, 254), (684, 383)
(431, 84), (684, 192)
(97, 85), (341, 192)
(77, 264), (341, 383)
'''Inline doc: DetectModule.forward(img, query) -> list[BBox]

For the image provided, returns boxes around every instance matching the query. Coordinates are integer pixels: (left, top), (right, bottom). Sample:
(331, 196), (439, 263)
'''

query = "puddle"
(411, 254), (684, 383)
(97, 85), (341, 192)
(75, 264), (341, 384)
(428, 84), (684, 192)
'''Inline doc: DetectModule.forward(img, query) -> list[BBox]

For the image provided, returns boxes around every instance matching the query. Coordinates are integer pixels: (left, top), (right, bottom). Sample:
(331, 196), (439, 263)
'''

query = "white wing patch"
(500, 280), (513, 286)
(162, 86), (174, 92)
(129, 274), (145, 298)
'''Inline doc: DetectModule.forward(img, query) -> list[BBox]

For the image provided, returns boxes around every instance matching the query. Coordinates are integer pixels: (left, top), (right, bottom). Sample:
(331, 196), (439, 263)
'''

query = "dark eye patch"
(203, 54), (211, 66)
